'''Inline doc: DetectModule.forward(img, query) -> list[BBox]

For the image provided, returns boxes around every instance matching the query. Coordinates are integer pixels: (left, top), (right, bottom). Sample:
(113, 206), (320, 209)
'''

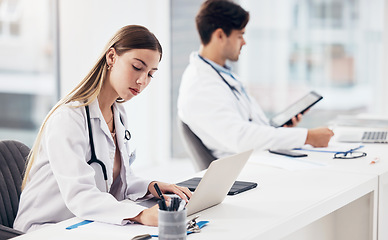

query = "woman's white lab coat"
(14, 99), (152, 233)
(177, 52), (308, 158)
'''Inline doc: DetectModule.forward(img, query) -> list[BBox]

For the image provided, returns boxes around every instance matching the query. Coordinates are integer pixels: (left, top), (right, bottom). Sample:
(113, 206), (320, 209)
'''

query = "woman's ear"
(105, 48), (116, 67)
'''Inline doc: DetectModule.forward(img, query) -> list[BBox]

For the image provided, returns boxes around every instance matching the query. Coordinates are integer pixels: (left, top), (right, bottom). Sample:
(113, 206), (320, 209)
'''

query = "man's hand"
(305, 127), (334, 147)
(283, 114), (303, 127)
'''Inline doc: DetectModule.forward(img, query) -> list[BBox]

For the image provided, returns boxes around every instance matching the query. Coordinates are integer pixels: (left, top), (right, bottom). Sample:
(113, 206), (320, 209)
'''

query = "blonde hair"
(22, 25), (162, 189)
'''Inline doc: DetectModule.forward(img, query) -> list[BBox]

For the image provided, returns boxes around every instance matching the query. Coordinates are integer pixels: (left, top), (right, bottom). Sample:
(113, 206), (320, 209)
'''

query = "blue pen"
(66, 220), (93, 230)
(294, 145), (364, 154)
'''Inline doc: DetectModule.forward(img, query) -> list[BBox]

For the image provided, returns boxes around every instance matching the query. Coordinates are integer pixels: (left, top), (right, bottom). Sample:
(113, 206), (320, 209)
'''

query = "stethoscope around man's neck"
(198, 54), (241, 100)
(85, 105), (131, 192)
(198, 54), (253, 122)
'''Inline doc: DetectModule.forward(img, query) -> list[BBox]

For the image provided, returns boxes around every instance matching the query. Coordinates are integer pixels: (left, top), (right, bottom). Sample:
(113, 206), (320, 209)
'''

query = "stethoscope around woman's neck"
(198, 54), (253, 122)
(84, 105), (131, 192)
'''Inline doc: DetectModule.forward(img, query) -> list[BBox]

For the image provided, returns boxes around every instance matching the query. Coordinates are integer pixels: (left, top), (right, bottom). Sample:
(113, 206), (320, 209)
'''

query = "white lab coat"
(14, 99), (152, 233)
(177, 52), (308, 158)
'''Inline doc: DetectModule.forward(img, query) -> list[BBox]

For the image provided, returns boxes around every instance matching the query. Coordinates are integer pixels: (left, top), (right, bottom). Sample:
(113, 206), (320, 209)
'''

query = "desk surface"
(13, 159), (378, 240)
(292, 143), (388, 175)
(295, 141), (388, 240)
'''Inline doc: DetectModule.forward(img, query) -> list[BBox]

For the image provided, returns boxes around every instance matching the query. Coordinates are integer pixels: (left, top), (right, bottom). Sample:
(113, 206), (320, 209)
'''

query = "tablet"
(177, 177), (258, 196)
(269, 91), (323, 127)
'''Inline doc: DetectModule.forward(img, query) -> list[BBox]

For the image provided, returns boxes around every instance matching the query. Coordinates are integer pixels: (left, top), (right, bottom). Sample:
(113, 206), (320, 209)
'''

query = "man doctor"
(177, 0), (334, 159)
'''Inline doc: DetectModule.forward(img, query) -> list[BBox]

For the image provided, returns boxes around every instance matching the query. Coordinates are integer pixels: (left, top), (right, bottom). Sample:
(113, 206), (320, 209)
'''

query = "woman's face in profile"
(109, 48), (160, 101)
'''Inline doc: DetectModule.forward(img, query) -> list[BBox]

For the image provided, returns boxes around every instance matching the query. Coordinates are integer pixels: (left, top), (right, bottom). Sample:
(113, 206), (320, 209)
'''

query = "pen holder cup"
(158, 208), (187, 240)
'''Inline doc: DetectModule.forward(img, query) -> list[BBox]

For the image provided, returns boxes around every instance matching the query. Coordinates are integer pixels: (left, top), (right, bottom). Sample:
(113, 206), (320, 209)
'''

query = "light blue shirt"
(197, 54), (250, 100)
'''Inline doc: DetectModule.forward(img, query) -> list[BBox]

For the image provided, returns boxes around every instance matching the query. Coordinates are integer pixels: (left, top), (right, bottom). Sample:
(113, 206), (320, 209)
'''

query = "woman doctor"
(14, 25), (191, 233)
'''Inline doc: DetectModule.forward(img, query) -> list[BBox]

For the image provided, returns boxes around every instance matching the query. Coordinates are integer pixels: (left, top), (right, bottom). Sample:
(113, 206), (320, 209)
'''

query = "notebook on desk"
(182, 149), (254, 216)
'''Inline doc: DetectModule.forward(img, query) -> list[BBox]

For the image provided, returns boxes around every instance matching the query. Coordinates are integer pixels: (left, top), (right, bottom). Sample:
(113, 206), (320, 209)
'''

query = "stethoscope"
(85, 105), (131, 192)
(198, 54), (253, 122)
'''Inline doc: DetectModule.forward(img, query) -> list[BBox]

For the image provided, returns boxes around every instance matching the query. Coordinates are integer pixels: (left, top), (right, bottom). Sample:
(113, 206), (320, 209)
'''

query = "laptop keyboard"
(362, 131), (388, 143)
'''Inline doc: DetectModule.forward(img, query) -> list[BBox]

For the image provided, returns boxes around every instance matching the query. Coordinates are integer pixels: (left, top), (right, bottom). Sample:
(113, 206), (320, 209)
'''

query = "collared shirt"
(198, 54), (251, 101)
(203, 57), (236, 79)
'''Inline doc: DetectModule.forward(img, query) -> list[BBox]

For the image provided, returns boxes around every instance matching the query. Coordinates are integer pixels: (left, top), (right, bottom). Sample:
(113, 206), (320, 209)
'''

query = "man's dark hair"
(195, 0), (249, 45)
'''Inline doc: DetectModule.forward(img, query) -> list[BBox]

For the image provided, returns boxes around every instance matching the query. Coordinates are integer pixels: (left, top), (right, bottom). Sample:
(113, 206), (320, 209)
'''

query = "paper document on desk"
(249, 154), (327, 171)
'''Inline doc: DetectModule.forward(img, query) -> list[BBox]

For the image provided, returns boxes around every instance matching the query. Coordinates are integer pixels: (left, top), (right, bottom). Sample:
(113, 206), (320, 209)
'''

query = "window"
(0, 0), (58, 146)
(239, 0), (384, 128)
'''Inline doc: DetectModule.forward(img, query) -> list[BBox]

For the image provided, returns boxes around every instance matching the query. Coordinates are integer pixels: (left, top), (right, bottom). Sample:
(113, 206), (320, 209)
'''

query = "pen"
(174, 197), (180, 211)
(66, 220), (93, 230)
(178, 199), (186, 211)
(294, 145), (365, 154)
(131, 234), (153, 240)
(157, 200), (165, 210)
(154, 183), (167, 210)
(170, 197), (181, 211)
(370, 157), (380, 164)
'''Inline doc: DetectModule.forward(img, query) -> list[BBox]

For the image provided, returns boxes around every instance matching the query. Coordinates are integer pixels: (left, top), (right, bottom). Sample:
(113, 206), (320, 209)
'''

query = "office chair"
(0, 140), (30, 239)
(177, 118), (216, 171)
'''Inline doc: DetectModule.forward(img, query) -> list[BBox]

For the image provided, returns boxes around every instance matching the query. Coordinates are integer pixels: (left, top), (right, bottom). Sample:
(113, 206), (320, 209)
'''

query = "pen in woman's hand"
(154, 183), (167, 210)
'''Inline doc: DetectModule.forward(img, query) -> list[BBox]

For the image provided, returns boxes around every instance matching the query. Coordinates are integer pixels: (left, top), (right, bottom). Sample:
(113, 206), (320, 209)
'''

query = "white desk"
(12, 160), (378, 240)
(187, 164), (377, 240)
(292, 142), (388, 240)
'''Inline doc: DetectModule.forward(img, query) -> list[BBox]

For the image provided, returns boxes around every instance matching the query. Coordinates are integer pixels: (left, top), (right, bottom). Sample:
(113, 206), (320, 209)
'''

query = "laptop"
(177, 177), (257, 196)
(183, 149), (254, 216)
(336, 128), (388, 143)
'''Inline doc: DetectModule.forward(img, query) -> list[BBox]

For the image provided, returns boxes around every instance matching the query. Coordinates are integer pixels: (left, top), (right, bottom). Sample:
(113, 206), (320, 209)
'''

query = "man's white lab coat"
(178, 52), (307, 158)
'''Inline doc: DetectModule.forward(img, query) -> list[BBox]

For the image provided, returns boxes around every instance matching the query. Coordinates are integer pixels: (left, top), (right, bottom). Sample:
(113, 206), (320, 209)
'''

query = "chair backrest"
(177, 119), (216, 171)
(0, 140), (30, 228)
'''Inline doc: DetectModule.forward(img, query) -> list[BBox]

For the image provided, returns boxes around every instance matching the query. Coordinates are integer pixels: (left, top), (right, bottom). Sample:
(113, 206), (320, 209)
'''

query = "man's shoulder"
(182, 59), (219, 83)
